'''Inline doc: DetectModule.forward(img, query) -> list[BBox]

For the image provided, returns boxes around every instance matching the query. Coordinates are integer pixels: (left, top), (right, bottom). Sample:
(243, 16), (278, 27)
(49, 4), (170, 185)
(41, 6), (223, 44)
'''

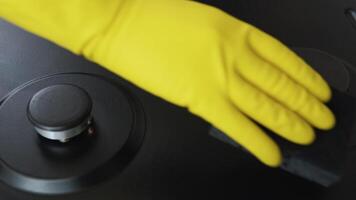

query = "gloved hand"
(0, 0), (335, 166)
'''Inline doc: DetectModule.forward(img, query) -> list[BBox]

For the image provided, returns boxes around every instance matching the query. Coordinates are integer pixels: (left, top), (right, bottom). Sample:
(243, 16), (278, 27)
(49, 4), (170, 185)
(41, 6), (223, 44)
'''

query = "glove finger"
(235, 53), (335, 130)
(190, 96), (282, 167)
(228, 74), (316, 145)
(246, 27), (331, 102)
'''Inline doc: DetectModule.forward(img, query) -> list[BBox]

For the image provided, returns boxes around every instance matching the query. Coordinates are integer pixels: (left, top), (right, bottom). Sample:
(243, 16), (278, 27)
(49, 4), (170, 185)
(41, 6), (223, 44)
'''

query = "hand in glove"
(0, 0), (335, 166)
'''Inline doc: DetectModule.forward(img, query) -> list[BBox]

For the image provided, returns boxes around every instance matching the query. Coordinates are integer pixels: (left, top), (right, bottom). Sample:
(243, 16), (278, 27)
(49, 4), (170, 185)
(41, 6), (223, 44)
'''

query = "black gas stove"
(1, 0), (356, 199)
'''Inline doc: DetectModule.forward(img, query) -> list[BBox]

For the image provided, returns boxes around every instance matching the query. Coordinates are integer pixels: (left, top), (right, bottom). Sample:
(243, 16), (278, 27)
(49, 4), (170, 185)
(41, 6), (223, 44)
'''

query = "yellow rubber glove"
(0, 0), (335, 167)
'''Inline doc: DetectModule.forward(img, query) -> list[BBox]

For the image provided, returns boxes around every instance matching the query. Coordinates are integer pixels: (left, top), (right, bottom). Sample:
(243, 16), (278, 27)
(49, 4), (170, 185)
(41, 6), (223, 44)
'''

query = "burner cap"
(27, 84), (93, 142)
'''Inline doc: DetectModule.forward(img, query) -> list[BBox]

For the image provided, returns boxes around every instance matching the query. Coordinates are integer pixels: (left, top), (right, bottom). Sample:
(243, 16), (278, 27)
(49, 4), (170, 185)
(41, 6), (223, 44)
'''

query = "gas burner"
(0, 73), (145, 194)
